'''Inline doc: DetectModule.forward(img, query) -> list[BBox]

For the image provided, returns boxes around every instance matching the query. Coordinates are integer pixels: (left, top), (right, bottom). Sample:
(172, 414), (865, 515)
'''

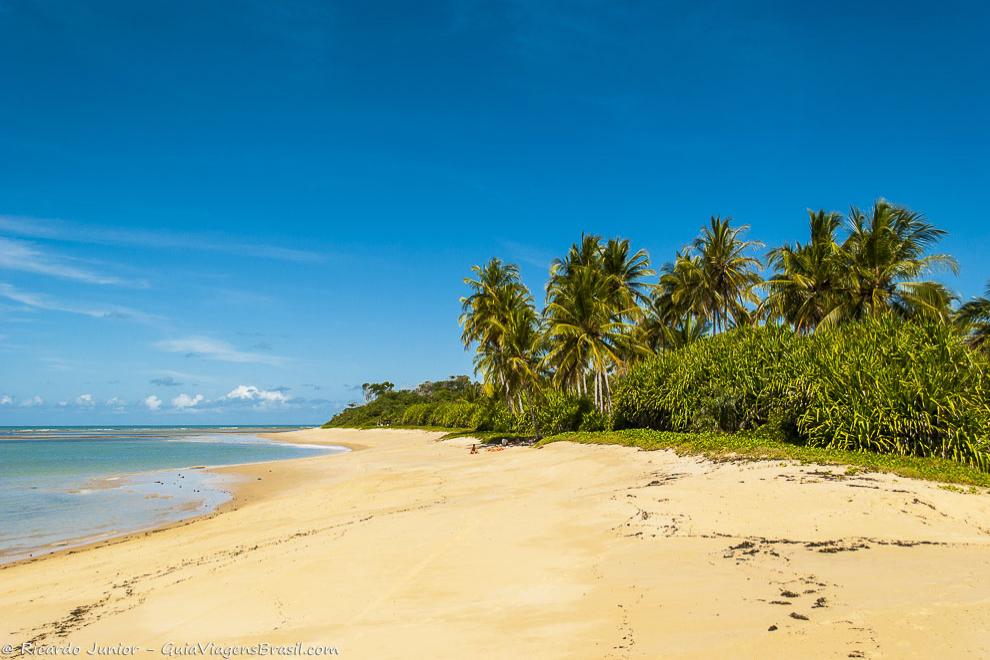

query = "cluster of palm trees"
(763, 202), (957, 331)
(459, 199), (985, 413)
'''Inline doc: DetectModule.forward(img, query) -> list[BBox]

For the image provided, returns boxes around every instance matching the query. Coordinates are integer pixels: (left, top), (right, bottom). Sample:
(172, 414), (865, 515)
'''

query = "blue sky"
(1, 1), (988, 424)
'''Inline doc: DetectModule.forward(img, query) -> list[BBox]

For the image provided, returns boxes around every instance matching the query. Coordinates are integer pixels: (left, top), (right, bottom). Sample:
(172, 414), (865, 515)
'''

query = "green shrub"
(399, 402), (434, 426)
(795, 316), (990, 469)
(530, 391), (592, 436)
(325, 375), (483, 430)
(325, 389), (425, 427)
(578, 407), (611, 432)
(429, 401), (478, 428)
(611, 318), (990, 471)
(470, 398), (519, 432)
(612, 325), (801, 433)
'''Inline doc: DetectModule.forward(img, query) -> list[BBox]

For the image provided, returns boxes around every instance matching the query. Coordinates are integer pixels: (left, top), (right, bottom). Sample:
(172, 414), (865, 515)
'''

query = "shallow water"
(0, 427), (344, 562)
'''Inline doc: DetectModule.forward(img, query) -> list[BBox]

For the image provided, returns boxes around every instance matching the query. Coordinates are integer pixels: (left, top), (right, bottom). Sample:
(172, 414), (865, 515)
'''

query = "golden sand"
(2, 428), (989, 658)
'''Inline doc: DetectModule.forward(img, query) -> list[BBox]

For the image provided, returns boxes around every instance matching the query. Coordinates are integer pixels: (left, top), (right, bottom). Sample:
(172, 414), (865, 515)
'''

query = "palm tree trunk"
(527, 389), (542, 441)
(595, 369), (603, 411)
(603, 369), (612, 410)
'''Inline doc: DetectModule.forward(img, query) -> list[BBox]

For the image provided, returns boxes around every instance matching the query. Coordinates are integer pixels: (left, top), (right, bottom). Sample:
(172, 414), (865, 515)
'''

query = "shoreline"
(0, 431), (349, 568)
(3, 428), (989, 658)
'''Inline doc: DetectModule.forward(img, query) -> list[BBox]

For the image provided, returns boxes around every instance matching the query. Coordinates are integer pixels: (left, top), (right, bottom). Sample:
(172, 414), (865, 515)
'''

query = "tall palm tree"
(762, 210), (843, 333)
(543, 236), (647, 410)
(834, 199), (957, 324)
(500, 303), (544, 426)
(600, 237), (654, 310)
(956, 282), (990, 351)
(691, 216), (763, 332)
(639, 251), (708, 350)
(460, 258), (539, 413)
(544, 267), (631, 410)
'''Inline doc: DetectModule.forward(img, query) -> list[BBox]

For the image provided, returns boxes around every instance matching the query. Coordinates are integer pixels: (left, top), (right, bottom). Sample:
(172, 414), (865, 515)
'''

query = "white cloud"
(144, 395), (162, 411)
(0, 394), (12, 405)
(0, 215), (324, 264)
(76, 393), (94, 406)
(20, 395), (43, 408)
(0, 283), (158, 322)
(0, 236), (141, 286)
(172, 393), (205, 409)
(155, 336), (286, 366)
(225, 385), (289, 404)
(106, 396), (125, 409)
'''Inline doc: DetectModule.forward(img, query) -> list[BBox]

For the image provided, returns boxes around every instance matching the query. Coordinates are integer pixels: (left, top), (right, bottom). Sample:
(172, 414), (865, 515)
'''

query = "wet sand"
(2, 428), (989, 658)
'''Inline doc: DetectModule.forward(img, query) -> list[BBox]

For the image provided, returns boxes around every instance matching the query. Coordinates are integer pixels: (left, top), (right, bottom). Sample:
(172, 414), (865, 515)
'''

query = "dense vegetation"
(324, 376), (481, 429)
(328, 199), (990, 472)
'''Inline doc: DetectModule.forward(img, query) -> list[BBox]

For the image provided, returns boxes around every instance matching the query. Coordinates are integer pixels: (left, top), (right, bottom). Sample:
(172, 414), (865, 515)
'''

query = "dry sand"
(3, 428), (990, 658)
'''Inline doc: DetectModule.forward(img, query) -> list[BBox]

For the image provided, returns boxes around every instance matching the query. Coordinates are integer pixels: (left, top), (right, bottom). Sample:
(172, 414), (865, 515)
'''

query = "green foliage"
(324, 389), (425, 428)
(397, 395), (484, 428)
(361, 381), (395, 401)
(530, 391), (593, 436)
(429, 401), (479, 428)
(612, 317), (990, 470)
(612, 325), (800, 433)
(469, 398), (517, 432)
(578, 407), (611, 432)
(795, 316), (990, 469)
(325, 375), (483, 429)
(414, 376), (481, 401)
(398, 402), (435, 426)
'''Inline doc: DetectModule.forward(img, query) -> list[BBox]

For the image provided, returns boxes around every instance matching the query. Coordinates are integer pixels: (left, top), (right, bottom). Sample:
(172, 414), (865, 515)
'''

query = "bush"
(325, 375), (484, 430)
(795, 316), (990, 469)
(530, 391), (593, 436)
(612, 318), (990, 471)
(612, 325), (801, 434)
(470, 399), (518, 432)
(578, 408), (611, 432)
(429, 401), (478, 428)
(395, 403), (427, 426)
(325, 389), (425, 427)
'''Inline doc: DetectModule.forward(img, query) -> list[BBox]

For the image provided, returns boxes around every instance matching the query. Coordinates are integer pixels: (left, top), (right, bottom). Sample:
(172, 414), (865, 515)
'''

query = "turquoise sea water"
(0, 427), (345, 562)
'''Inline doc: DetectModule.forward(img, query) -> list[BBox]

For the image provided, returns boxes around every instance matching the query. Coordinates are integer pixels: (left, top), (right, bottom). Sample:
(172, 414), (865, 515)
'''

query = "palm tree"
(639, 251), (708, 350)
(501, 303), (545, 434)
(691, 216), (763, 332)
(834, 199), (957, 324)
(762, 210), (843, 333)
(543, 235), (646, 410)
(460, 258), (539, 413)
(956, 282), (990, 351)
(600, 237), (654, 310)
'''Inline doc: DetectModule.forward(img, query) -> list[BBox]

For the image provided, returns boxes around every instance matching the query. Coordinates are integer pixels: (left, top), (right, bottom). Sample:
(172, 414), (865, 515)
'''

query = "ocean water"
(0, 427), (345, 563)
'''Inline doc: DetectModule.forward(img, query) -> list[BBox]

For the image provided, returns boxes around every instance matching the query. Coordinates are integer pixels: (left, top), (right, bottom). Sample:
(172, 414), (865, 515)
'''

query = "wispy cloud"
(0, 282), (159, 322)
(155, 336), (287, 365)
(150, 375), (182, 387)
(498, 239), (556, 270)
(0, 215), (325, 264)
(0, 236), (146, 287)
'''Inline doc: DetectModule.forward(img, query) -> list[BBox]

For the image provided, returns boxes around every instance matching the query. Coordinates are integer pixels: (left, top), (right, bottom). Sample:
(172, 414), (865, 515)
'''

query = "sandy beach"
(3, 428), (990, 659)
